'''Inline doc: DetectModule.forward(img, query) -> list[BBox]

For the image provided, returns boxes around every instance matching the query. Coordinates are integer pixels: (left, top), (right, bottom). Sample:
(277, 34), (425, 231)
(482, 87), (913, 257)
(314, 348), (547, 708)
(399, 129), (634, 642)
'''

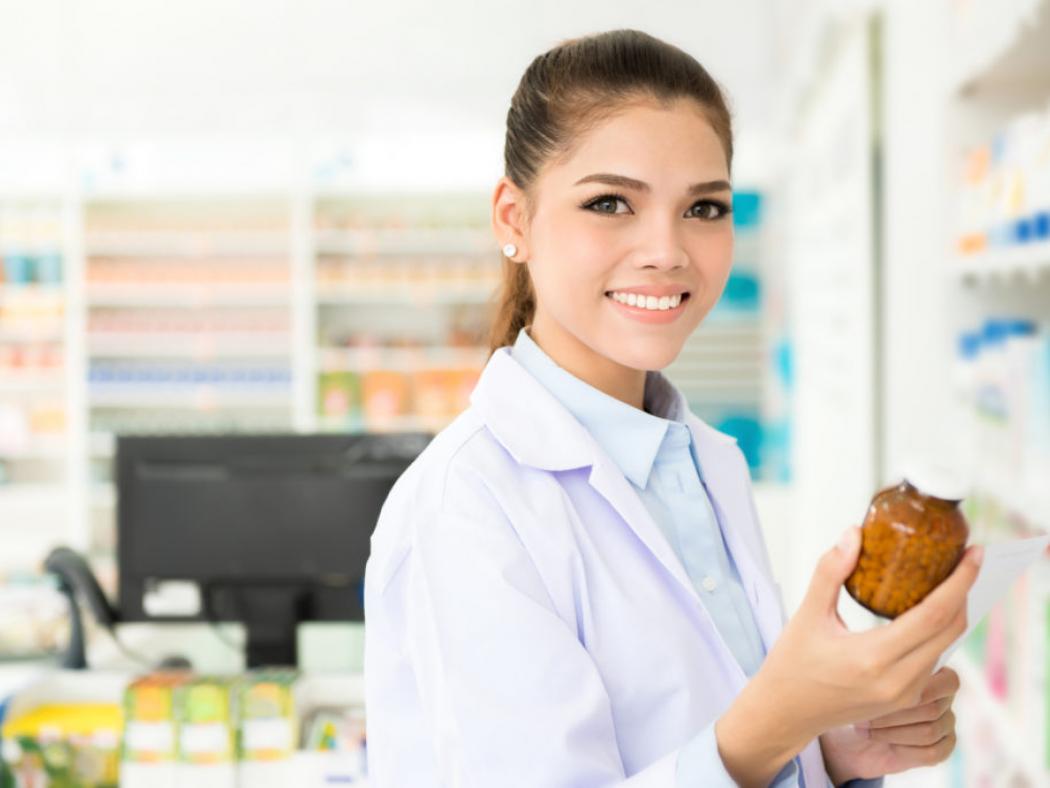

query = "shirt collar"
(510, 326), (686, 489)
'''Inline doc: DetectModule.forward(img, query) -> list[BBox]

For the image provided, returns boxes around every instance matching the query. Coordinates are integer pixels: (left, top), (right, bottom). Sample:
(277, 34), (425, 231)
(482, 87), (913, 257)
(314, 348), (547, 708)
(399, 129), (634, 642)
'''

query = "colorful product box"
(173, 676), (236, 788)
(120, 671), (192, 788)
(236, 669), (299, 788)
(236, 669), (298, 762)
(1, 702), (122, 788)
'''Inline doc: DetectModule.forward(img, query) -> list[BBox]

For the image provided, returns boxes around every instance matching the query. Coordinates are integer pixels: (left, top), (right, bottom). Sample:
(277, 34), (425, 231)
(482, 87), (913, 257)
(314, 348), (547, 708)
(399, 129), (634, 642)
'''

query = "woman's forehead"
(547, 110), (729, 188)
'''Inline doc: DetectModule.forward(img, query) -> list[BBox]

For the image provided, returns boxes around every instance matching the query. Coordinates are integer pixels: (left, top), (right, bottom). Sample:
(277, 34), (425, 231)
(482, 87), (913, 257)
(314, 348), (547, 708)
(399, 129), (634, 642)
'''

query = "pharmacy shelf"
(88, 388), (291, 409)
(84, 230), (289, 258)
(317, 414), (448, 434)
(0, 285), (65, 301)
(314, 227), (493, 256)
(316, 283), (497, 304)
(85, 283), (289, 308)
(952, 651), (1047, 784)
(318, 345), (488, 371)
(938, 3), (1050, 783)
(89, 334), (292, 358)
(957, 241), (1050, 283)
(0, 373), (65, 392)
(0, 329), (64, 343)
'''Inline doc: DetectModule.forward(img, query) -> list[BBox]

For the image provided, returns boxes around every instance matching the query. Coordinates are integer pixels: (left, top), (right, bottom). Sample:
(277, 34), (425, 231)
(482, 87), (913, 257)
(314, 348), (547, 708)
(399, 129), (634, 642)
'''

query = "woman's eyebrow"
(573, 173), (731, 196)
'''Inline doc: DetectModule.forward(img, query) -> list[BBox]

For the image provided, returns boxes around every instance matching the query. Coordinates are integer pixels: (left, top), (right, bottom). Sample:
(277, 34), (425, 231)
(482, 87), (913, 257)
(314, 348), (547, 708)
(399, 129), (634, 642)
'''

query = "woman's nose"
(635, 217), (689, 270)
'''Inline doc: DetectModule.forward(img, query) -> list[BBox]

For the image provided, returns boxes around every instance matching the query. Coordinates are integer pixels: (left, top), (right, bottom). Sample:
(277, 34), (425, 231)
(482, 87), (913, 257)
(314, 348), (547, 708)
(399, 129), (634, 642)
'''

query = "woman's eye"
(585, 195), (629, 214)
(689, 200), (731, 220)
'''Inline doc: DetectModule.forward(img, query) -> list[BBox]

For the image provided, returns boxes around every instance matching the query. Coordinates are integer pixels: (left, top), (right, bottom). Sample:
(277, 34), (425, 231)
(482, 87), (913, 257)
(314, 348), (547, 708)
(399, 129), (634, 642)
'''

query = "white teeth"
(608, 291), (687, 311)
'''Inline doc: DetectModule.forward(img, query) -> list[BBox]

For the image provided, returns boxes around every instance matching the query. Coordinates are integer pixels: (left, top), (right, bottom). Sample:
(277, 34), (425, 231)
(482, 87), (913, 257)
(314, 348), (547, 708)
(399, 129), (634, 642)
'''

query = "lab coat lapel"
(687, 415), (785, 655)
(585, 455), (711, 613)
(474, 349), (783, 654)
(472, 349), (713, 614)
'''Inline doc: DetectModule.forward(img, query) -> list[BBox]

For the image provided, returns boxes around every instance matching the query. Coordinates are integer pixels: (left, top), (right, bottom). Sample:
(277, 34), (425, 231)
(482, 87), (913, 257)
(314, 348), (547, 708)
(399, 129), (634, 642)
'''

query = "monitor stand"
(210, 585), (304, 668)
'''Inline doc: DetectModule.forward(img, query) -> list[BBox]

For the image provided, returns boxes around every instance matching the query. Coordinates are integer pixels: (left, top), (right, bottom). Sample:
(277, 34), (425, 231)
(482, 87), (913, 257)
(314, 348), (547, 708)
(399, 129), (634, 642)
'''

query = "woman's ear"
(491, 176), (530, 263)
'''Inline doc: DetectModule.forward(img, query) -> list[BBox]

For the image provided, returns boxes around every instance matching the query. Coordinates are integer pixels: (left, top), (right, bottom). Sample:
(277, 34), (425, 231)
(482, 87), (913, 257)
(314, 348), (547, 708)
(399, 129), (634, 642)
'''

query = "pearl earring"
(502, 242), (518, 259)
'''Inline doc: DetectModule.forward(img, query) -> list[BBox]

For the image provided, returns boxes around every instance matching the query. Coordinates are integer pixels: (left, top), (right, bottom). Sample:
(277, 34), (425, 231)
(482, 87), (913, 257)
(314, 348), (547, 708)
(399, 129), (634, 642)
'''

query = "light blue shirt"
(512, 327), (883, 788)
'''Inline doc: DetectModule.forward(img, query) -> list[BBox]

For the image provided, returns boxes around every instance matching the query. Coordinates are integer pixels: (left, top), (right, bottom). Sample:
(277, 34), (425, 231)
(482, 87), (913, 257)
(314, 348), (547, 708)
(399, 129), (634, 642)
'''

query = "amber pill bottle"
(845, 471), (970, 619)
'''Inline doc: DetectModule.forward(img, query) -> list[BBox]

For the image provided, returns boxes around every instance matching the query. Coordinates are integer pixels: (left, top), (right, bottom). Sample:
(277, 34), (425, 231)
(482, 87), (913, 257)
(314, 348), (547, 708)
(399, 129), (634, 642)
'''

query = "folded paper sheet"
(935, 534), (1050, 672)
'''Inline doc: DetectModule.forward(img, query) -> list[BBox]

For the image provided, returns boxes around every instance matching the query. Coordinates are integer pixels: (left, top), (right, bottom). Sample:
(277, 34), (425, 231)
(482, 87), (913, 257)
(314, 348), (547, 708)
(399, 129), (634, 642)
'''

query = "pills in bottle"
(845, 467), (970, 619)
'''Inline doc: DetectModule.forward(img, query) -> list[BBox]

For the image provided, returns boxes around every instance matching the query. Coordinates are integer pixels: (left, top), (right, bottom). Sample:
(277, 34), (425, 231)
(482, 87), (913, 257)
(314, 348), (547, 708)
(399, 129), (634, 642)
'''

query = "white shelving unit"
(902, 0), (1050, 783)
(0, 180), (507, 577)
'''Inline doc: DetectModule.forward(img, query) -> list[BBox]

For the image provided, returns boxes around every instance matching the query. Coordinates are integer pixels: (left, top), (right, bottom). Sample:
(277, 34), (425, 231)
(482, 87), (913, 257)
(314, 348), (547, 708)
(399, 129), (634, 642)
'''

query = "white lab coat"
(364, 346), (829, 787)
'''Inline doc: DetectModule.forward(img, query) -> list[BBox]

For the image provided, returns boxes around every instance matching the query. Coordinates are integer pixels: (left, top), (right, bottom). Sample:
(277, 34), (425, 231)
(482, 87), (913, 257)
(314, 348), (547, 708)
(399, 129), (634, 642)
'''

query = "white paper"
(935, 534), (1050, 672)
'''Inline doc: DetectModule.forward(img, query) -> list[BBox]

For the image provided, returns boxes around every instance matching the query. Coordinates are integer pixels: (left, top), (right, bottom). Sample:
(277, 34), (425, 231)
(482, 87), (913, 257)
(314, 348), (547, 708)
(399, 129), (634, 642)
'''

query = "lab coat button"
(702, 575), (718, 592)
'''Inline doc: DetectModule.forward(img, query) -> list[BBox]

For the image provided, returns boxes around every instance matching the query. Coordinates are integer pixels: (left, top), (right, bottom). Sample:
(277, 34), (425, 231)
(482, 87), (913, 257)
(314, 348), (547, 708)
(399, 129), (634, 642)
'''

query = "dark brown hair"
(488, 29), (734, 354)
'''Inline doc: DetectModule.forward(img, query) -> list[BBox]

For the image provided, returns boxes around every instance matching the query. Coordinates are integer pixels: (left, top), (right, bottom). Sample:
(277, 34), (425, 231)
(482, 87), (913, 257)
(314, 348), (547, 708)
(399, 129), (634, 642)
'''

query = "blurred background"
(0, 0), (1048, 785)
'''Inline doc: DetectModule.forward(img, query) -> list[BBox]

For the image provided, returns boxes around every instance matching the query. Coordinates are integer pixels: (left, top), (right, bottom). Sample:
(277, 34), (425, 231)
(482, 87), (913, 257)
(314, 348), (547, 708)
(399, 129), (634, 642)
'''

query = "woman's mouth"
(604, 289), (691, 324)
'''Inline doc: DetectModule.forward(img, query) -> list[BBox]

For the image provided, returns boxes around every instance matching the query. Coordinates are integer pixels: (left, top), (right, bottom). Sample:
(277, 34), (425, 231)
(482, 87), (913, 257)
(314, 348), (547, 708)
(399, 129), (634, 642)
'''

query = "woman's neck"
(526, 318), (647, 411)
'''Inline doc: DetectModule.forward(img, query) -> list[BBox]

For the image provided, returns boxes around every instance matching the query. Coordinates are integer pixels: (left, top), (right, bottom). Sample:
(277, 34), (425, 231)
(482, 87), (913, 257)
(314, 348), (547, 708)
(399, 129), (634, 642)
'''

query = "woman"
(363, 29), (981, 787)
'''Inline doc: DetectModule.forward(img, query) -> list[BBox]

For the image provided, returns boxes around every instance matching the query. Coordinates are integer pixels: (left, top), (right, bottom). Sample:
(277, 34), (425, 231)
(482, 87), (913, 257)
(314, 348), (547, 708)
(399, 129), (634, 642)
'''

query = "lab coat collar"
(471, 346), (736, 475)
(509, 327), (674, 489)
(471, 347), (782, 660)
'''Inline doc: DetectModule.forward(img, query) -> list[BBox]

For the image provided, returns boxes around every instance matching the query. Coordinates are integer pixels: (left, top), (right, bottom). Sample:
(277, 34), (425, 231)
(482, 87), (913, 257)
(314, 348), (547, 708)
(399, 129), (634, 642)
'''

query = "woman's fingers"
(868, 710), (956, 747)
(868, 695), (953, 729)
(921, 667), (962, 703)
(868, 666), (959, 726)
(890, 605), (968, 703)
(802, 526), (863, 618)
(873, 545), (982, 663)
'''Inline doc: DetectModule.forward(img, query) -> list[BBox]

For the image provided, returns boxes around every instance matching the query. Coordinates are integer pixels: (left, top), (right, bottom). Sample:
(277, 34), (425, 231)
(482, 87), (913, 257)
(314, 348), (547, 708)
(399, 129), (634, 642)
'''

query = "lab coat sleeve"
(676, 722), (803, 787)
(403, 504), (681, 787)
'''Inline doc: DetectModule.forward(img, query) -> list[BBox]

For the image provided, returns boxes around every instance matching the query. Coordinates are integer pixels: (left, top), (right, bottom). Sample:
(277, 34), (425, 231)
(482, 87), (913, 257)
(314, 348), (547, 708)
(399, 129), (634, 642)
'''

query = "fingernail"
(837, 527), (858, 554)
(969, 546), (984, 567)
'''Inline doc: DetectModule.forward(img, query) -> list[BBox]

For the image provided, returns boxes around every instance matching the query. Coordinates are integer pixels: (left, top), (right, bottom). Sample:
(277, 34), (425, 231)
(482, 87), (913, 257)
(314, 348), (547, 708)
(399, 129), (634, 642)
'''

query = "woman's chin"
(608, 340), (685, 373)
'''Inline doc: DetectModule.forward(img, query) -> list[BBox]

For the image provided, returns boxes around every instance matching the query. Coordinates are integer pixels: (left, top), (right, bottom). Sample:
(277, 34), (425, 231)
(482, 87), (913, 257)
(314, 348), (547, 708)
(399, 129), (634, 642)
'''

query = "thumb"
(802, 526), (862, 617)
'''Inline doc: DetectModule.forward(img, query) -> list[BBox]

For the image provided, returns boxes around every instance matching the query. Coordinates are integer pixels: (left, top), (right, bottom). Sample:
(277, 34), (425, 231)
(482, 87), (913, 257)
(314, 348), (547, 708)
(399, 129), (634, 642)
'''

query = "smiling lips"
(604, 287), (691, 323)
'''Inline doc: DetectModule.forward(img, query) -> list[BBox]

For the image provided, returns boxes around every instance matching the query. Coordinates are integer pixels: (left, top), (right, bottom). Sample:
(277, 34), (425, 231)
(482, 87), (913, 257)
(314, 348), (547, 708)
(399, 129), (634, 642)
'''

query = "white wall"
(0, 0), (778, 187)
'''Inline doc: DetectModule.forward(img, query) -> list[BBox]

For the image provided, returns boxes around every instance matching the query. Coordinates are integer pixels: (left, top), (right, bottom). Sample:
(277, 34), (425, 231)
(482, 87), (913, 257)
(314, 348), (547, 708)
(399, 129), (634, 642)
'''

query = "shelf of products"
(952, 316), (1050, 531)
(0, 669), (369, 787)
(944, 2), (1050, 783)
(84, 198), (294, 439)
(0, 200), (67, 495)
(955, 99), (1050, 282)
(313, 193), (497, 434)
(948, 486), (1050, 784)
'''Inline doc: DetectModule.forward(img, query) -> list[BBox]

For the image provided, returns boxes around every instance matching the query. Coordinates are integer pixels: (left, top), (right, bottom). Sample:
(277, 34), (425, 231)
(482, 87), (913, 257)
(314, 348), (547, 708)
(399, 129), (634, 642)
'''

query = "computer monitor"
(116, 432), (430, 668)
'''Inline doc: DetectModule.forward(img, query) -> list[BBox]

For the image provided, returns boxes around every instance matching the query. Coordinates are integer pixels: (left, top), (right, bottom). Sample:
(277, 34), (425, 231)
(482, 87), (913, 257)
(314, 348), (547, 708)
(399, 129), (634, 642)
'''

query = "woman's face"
(496, 97), (734, 379)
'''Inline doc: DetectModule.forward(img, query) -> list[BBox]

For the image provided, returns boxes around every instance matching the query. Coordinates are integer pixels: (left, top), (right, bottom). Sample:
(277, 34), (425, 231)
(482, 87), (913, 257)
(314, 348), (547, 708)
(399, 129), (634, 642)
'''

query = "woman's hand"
(820, 667), (960, 784)
(715, 526), (982, 788)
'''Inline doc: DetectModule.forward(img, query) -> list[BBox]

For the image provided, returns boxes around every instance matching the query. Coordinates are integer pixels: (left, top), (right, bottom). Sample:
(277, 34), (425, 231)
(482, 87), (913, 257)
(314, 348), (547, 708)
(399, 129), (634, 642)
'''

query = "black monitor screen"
(116, 433), (429, 639)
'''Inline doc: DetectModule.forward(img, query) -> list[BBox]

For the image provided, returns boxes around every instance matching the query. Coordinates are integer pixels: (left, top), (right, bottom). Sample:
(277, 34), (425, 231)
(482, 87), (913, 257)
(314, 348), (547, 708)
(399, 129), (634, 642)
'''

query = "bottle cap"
(899, 459), (970, 502)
